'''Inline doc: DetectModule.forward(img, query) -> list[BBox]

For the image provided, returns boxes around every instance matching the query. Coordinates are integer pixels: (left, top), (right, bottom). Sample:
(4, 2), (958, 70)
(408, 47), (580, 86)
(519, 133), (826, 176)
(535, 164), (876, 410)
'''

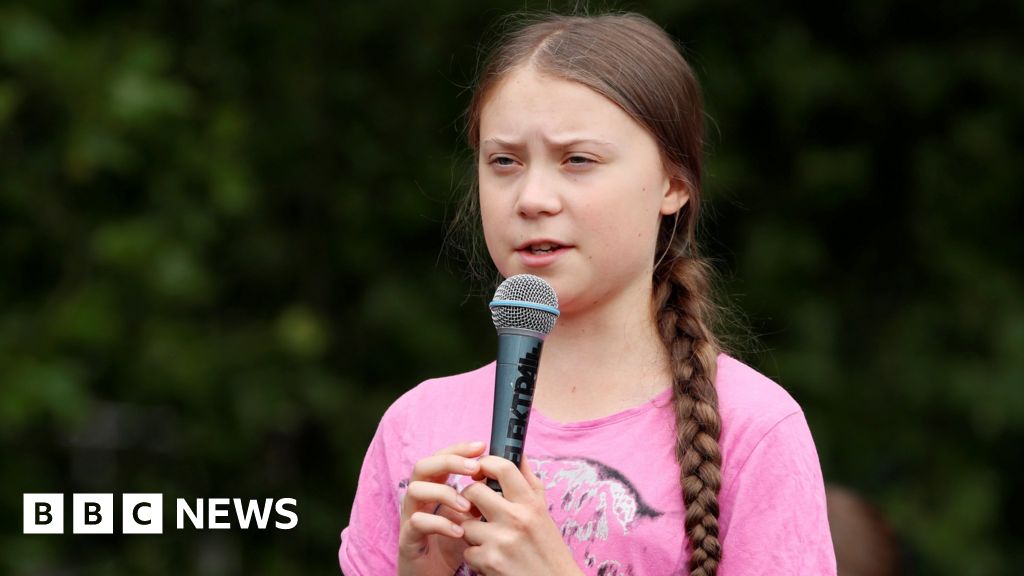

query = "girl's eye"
(566, 155), (595, 167)
(490, 156), (517, 168)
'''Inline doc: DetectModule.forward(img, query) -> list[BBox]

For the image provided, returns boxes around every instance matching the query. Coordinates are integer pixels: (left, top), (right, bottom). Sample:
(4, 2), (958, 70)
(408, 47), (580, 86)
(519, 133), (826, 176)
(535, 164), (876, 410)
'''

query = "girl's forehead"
(479, 67), (640, 142)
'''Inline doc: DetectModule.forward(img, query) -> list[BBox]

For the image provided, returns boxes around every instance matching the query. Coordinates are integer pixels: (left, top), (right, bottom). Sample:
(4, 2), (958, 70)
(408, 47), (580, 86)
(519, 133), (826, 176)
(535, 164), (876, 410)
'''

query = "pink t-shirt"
(339, 354), (836, 575)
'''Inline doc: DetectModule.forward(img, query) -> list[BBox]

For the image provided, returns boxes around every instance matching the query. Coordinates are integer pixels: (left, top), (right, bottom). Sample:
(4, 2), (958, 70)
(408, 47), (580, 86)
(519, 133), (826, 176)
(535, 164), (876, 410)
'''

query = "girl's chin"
(499, 267), (558, 286)
(496, 267), (567, 298)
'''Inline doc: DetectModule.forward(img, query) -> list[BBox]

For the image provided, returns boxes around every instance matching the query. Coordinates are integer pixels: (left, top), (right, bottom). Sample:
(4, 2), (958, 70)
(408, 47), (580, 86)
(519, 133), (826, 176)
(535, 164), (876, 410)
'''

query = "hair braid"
(654, 252), (723, 576)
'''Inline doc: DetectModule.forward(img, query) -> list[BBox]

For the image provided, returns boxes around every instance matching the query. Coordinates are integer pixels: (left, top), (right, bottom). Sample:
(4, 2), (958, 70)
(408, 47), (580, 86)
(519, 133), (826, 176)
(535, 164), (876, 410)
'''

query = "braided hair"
(655, 235), (723, 575)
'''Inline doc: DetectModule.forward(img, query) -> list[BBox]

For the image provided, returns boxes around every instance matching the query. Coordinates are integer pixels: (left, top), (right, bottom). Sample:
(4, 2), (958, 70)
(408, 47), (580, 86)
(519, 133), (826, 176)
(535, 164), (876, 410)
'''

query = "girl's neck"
(530, 282), (673, 422)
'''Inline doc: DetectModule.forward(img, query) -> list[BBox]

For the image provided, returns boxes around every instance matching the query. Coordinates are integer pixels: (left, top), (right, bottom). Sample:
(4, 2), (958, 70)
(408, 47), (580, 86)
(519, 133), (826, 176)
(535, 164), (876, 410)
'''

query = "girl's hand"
(398, 441), (487, 576)
(460, 456), (584, 576)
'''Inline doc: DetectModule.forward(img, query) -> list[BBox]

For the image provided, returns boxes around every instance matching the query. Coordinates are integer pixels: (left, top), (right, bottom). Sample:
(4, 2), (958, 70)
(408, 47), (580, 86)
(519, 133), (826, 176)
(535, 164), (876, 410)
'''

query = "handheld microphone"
(486, 274), (559, 494)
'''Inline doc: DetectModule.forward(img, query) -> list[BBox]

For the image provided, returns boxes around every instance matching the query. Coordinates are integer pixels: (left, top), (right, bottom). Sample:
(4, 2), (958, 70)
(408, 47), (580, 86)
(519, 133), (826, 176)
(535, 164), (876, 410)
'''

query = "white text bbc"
(23, 493), (298, 534)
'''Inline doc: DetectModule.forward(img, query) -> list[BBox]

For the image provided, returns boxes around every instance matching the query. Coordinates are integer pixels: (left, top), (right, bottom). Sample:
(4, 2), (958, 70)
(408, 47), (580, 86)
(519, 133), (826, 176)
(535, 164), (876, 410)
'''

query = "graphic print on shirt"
(399, 455), (663, 576)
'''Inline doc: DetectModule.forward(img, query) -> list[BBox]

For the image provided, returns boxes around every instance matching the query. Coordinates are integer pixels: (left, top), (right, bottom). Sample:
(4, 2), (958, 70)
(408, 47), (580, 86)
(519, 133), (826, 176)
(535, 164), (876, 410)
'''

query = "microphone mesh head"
(490, 274), (559, 334)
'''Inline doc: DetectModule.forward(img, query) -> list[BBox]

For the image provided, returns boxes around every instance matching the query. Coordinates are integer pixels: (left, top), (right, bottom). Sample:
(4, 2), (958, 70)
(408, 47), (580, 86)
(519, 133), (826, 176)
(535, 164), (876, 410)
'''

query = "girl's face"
(478, 65), (687, 316)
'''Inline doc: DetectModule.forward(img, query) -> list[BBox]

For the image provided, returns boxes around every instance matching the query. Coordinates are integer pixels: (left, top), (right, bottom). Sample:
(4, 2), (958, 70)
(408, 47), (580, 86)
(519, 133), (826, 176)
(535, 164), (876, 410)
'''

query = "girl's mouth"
(527, 242), (562, 254)
(516, 242), (571, 268)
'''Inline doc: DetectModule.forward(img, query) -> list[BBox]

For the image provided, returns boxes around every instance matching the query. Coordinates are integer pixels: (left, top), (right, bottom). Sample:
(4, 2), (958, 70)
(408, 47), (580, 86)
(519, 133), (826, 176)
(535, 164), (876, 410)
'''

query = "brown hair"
(458, 12), (724, 575)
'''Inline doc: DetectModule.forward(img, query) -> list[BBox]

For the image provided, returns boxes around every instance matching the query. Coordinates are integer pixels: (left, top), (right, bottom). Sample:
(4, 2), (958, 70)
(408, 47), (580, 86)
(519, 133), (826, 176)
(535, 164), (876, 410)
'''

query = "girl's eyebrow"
(481, 136), (618, 150)
(480, 137), (520, 149)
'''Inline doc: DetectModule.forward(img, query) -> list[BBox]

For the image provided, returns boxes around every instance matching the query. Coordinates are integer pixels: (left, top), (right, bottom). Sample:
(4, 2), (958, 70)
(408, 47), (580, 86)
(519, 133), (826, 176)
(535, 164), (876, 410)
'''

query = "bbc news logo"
(23, 494), (297, 534)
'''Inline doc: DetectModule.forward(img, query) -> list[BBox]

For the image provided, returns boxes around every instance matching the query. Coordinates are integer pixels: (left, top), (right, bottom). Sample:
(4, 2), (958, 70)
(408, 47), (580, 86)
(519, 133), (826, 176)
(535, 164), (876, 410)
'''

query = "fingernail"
(451, 524), (464, 536)
(464, 459), (479, 472)
(469, 441), (485, 449)
(456, 495), (471, 510)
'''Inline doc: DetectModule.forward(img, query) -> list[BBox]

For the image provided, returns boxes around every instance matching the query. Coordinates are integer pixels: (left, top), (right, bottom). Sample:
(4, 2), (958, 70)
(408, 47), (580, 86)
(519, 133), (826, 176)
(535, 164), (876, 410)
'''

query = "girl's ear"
(660, 175), (690, 216)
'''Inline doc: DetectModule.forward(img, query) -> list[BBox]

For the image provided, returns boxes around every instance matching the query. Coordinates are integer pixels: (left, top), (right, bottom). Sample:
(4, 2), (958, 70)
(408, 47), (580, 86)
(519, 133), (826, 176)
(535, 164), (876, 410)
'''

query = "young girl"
(339, 12), (836, 576)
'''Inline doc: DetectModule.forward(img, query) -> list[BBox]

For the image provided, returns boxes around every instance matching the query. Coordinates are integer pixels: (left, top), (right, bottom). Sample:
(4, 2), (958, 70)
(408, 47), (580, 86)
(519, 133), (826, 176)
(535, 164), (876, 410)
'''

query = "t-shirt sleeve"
(338, 406), (403, 576)
(718, 411), (837, 575)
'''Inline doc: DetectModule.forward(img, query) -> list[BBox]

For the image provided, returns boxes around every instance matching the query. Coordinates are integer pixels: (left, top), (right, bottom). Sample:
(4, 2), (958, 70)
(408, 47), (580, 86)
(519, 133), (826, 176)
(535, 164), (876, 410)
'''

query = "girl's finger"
(475, 455), (534, 502)
(410, 449), (483, 482)
(435, 441), (487, 457)
(459, 517), (495, 547)
(434, 501), (481, 524)
(521, 456), (545, 493)
(402, 480), (472, 520)
(399, 511), (465, 551)
(461, 479), (510, 522)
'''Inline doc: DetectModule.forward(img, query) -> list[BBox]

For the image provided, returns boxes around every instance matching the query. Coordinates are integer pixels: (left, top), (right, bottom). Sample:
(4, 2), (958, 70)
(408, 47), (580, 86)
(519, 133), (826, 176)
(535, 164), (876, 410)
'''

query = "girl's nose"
(515, 166), (562, 218)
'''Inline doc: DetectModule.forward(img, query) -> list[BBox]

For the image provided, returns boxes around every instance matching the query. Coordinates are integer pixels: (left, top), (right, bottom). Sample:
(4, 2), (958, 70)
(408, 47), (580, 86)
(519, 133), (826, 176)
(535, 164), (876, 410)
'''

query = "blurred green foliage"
(0, 1), (1021, 574)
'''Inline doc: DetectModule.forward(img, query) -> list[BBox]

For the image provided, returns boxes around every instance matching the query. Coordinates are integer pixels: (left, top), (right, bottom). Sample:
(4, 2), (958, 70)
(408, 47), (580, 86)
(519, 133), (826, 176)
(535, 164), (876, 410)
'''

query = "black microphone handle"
(487, 327), (545, 494)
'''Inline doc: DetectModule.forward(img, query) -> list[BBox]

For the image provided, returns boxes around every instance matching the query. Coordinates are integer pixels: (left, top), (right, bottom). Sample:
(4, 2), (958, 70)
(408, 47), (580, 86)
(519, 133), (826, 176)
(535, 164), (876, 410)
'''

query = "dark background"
(1, 1), (1021, 574)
